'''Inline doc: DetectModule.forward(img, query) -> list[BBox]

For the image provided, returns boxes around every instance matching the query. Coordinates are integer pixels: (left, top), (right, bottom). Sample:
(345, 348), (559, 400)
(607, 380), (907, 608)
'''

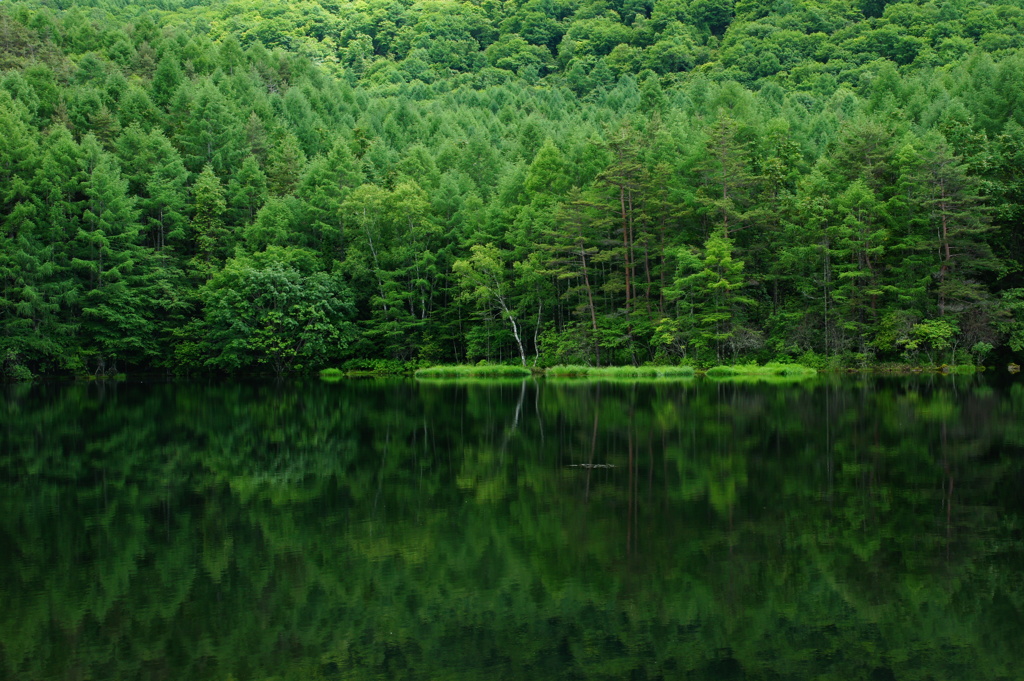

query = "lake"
(1, 374), (1022, 680)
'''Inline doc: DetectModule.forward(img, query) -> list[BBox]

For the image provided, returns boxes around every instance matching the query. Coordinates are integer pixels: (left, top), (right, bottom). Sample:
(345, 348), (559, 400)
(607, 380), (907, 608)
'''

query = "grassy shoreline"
(311, 362), (990, 381)
(705, 363), (817, 378)
(414, 365), (533, 378)
(545, 365), (695, 378)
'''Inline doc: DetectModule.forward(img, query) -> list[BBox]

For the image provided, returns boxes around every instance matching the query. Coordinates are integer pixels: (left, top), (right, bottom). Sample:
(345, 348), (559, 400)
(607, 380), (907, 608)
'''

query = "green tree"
(227, 155), (268, 228)
(266, 131), (307, 196)
(72, 138), (155, 373)
(694, 115), (762, 241)
(539, 188), (604, 365)
(173, 78), (243, 175)
(666, 226), (755, 361)
(906, 141), (997, 317)
(184, 246), (356, 374)
(190, 164), (230, 278)
(454, 243), (529, 366)
(115, 124), (190, 252)
(151, 53), (183, 108)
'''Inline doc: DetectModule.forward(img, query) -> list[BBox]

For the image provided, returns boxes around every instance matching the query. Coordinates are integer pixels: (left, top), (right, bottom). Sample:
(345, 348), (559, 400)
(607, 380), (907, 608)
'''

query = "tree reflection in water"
(1, 375), (1022, 680)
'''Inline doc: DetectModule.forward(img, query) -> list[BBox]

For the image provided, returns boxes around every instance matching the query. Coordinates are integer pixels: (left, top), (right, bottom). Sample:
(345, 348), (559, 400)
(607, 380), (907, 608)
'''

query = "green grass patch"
(546, 376), (696, 386)
(545, 365), (695, 379)
(318, 367), (345, 382)
(704, 363), (817, 377)
(415, 377), (534, 387)
(415, 364), (532, 379)
(544, 365), (592, 377)
(319, 367), (345, 377)
(939, 364), (981, 374)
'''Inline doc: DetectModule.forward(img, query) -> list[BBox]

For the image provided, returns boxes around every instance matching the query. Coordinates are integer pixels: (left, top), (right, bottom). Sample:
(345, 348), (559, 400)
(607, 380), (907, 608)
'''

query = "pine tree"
(914, 143), (996, 317)
(151, 53), (183, 108)
(228, 155), (268, 228)
(539, 187), (603, 364)
(115, 125), (189, 252)
(829, 179), (891, 354)
(266, 131), (307, 196)
(189, 164), (229, 279)
(694, 114), (762, 241)
(667, 226), (755, 361)
(0, 93), (61, 373)
(173, 78), (243, 175)
(73, 137), (155, 372)
(595, 125), (648, 317)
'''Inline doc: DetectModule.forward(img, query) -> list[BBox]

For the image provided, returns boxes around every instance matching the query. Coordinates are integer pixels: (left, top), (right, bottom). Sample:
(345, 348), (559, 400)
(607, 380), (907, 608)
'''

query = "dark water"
(1, 375), (1023, 681)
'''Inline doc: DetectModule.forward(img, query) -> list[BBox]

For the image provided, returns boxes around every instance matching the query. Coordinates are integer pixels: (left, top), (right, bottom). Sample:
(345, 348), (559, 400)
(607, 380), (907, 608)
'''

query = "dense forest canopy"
(2, 0), (1024, 376)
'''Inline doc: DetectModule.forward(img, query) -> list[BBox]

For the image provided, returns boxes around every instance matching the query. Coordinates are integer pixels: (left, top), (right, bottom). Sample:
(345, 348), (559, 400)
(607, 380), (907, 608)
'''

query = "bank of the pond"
(4, 361), (997, 384)
(412, 363), (814, 380)
(545, 365), (696, 378)
(414, 365), (533, 378)
(311, 362), (998, 382)
(705, 363), (818, 377)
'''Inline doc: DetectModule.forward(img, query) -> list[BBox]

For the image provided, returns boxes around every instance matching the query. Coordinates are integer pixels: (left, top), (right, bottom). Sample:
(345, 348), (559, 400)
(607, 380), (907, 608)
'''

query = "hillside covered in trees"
(2, 0), (1024, 376)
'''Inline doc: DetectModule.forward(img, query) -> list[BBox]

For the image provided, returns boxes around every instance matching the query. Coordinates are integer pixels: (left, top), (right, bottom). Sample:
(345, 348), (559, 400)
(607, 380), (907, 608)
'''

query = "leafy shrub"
(4, 363), (34, 382)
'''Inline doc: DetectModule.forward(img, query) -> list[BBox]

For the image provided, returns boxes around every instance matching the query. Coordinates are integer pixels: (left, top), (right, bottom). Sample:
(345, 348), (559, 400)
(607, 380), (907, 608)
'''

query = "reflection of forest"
(1, 377), (1023, 680)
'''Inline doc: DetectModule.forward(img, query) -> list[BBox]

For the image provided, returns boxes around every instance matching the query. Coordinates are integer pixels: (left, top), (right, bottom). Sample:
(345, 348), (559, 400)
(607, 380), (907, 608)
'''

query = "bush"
(4, 363), (34, 382)
(794, 350), (843, 371)
(2, 351), (34, 382)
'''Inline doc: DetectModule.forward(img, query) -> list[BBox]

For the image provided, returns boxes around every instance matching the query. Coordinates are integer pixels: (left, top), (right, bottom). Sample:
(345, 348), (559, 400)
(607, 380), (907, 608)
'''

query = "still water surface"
(2, 375), (1023, 680)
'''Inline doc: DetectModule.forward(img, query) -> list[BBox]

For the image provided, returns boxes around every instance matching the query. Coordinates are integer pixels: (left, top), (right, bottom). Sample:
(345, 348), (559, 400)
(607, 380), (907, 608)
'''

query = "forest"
(2, 0), (1024, 376)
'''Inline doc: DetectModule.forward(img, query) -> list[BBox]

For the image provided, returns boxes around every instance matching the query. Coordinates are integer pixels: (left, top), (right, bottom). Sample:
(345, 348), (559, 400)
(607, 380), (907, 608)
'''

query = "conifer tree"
(228, 155), (269, 228)
(190, 164), (229, 278)
(667, 226), (755, 361)
(74, 137), (154, 372)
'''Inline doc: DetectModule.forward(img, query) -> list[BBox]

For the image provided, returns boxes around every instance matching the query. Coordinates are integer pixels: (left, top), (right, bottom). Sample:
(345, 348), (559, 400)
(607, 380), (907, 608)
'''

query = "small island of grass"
(414, 365), (533, 379)
(545, 365), (695, 379)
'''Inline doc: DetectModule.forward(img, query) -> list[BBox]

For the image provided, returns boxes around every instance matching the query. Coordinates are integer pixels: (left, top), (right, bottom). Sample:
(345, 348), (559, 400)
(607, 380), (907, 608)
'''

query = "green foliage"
(1, 350), (34, 382)
(183, 246), (356, 374)
(998, 289), (1024, 352)
(1, 0), (1024, 374)
(907, 318), (959, 352)
(341, 358), (422, 375)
